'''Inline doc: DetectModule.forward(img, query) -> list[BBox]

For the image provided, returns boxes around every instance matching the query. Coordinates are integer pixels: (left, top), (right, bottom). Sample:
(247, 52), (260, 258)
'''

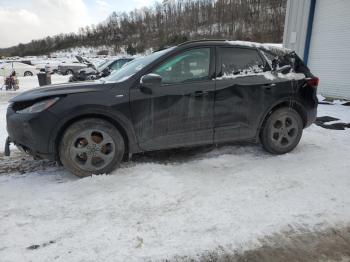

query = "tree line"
(0, 0), (287, 57)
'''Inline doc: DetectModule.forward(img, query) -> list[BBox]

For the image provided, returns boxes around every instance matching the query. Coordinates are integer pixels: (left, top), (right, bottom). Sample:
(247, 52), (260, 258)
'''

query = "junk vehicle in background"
(0, 61), (39, 77)
(69, 58), (133, 82)
(57, 56), (89, 75)
(5, 40), (318, 177)
(34, 62), (60, 74)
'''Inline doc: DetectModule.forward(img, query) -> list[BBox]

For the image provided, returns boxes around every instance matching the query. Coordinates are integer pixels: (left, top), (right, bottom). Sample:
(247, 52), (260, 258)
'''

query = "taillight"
(306, 77), (319, 87)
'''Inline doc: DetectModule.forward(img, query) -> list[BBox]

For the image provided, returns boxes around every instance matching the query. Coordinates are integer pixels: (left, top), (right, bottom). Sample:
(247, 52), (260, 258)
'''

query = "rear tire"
(59, 118), (125, 177)
(65, 69), (74, 75)
(260, 108), (303, 154)
(24, 71), (33, 77)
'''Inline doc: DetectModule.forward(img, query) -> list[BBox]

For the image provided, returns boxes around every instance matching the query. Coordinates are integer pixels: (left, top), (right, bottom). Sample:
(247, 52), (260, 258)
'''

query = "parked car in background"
(57, 56), (88, 75)
(8, 60), (33, 66)
(69, 57), (134, 82)
(6, 40), (318, 177)
(33, 61), (60, 74)
(0, 61), (39, 77)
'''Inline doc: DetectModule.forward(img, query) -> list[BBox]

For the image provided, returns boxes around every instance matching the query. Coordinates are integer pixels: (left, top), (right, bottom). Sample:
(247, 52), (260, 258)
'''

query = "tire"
(24, 71), (33, 77)
(65, 69), (74, 75)
(260, 108), (303, 154)
(59, 118), (125, 177)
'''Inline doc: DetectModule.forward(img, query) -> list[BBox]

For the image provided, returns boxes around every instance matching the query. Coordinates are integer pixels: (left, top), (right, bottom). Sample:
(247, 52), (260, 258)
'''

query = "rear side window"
(220, 47), (265, 76)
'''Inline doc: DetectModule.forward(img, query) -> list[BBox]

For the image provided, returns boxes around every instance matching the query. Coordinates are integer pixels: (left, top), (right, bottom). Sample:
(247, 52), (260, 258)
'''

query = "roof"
(178, 39), (291, 54)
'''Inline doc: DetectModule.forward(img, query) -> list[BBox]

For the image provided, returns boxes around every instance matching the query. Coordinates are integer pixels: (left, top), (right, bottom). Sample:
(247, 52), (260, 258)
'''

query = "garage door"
(308, 0), (350, 99)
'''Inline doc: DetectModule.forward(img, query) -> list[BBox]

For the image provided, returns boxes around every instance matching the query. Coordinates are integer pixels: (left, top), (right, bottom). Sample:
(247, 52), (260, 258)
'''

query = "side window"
(118, 59), (130, 68)
(220, 47), (266, 76)
(110, 61), (122, 71)
(153, 48), (210, 84)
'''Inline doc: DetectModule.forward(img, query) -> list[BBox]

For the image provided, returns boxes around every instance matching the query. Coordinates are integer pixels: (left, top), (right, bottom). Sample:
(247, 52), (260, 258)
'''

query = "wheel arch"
(52, 112), (140, 160)
(259, 99), (308, 135)
(23, 70), (33, 76)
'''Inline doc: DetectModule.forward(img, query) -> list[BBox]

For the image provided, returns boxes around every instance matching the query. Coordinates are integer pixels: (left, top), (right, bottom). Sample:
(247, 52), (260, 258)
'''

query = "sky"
(0, 0), (156, 48)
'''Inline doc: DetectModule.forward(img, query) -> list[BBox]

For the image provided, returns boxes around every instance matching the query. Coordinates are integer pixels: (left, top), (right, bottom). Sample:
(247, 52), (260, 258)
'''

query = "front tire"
(59, 118), (125, 177)
(260, 108), (303, 154)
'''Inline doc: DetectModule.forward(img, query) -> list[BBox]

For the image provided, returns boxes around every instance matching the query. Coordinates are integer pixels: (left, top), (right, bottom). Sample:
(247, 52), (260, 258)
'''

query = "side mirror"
(140, 74), (162, 89)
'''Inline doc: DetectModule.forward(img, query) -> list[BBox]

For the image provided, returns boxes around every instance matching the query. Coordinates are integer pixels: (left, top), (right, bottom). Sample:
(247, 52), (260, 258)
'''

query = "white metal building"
(283, 0), (350, 99)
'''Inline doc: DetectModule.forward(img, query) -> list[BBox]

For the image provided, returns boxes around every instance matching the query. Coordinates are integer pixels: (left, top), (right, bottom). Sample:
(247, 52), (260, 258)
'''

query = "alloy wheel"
(270, 115), (298, 148)
(69, 129), (116, 172)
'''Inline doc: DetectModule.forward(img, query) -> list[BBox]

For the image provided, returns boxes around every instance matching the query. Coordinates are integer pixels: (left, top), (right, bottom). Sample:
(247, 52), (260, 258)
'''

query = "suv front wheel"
(59, 118), (125, 177)
(260, 108), (303, 154)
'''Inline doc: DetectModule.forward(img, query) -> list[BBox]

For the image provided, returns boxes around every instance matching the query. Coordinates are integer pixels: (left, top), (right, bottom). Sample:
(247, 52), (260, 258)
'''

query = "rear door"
(214, 46), (293, 143)
(14, 62), (26, 76)
(130, 47), (216, 150)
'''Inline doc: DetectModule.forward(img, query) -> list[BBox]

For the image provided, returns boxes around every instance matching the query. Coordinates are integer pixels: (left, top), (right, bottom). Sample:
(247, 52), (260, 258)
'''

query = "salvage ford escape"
(6, 40), (318, 177)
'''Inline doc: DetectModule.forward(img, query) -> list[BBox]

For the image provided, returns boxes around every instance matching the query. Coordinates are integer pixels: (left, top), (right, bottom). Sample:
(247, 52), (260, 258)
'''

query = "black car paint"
(129, 46), (217, 150)
(6, 41), (317, 161)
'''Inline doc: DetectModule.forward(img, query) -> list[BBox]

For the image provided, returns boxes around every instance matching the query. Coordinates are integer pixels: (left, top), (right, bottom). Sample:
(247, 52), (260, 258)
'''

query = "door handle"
(192, 90), (209, 97)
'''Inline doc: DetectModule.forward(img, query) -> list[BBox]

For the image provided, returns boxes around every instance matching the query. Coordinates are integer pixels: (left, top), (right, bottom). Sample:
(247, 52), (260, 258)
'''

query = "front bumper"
(6, 105), (59, 160)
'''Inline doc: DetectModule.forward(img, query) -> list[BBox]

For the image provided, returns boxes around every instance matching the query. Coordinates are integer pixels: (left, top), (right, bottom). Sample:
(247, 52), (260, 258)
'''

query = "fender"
(48, 104), (141, 156)
(256, 97), (308, 137)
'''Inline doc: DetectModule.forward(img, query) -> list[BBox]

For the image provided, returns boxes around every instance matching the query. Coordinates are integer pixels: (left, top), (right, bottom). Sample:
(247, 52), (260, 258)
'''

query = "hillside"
(0, 0), (286, 57)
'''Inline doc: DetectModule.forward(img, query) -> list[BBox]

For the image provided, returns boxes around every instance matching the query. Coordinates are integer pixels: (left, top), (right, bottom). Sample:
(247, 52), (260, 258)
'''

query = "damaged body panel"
(5, 40), (318, 176)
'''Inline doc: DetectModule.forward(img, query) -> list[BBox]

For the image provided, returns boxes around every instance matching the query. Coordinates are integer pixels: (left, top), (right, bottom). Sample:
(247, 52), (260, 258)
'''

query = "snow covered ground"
(0, 80), (350, 261)
(0, 75), (70, 93)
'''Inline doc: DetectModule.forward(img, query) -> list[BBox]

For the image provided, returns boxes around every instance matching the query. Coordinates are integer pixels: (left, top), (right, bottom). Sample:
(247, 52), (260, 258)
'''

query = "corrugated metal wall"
(284, 0), (350, 99)
(307, 0), (350, 99)
(283, 0), (311, 57)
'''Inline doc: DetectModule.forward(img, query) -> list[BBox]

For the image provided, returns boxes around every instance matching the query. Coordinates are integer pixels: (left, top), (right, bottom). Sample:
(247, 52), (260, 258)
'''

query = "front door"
(130, 47), (216, 150)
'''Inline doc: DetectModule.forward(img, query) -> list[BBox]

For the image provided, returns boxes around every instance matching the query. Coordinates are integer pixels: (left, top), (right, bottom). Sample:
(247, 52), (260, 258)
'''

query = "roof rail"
(178, 39), (228, 46)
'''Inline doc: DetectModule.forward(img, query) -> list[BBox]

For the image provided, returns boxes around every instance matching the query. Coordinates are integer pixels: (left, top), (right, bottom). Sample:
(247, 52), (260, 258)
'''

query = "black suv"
(6, 40), (318, 177)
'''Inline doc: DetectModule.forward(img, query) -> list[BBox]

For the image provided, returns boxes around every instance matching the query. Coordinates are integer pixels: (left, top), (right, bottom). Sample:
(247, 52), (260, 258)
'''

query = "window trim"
(147, 46), (215, 87)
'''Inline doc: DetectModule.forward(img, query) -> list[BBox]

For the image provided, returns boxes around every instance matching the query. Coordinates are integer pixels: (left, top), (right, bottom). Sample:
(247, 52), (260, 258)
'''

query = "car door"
(214, 46), (293, 143)
(130, 47), (216, 150)
(14, 62), (25, 76)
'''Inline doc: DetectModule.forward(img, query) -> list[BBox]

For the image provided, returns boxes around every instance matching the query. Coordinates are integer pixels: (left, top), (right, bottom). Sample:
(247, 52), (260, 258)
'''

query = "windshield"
(105, 48), (174, 82)
(96, 60), (111, 71)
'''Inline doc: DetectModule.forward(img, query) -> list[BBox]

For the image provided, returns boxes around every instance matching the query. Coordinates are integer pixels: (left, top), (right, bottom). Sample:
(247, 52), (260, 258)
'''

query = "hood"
(76, 55), (92, 65)
(59, 62), (87, 67)
(10, 81), (112, 103)
(76, 55), (96, 70)
(79, 67), (98, 75)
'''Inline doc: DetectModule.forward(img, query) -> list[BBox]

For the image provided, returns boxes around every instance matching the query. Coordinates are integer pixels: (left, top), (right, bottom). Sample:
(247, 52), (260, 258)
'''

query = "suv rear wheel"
(59, 118), (125, 177)
(260, 108), (303, 154)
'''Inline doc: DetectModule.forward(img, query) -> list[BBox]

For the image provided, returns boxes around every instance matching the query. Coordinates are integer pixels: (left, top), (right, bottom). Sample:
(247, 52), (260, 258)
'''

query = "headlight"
(17, 97), (60, 114)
